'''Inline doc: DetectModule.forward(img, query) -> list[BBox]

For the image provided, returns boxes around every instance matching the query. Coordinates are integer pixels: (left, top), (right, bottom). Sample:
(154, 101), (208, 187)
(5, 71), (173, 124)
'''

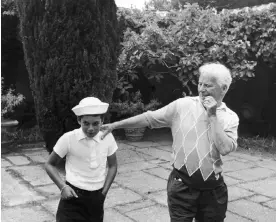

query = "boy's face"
(78, 115), (103, 138)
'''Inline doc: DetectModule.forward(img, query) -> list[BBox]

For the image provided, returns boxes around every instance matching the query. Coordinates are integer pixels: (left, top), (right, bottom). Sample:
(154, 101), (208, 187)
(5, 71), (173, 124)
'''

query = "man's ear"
(222, 84), (228, 92)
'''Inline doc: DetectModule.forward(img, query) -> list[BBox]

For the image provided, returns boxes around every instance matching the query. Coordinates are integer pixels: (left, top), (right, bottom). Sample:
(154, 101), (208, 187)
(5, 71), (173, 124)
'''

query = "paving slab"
(125, 205), (170, 222)
(263, 199), (276, 209)
(115, 171), (167, 194)
(228, 186), (254, 202)
(223, 175), (241, 186)
(247, 195), (272, 203)
(225, 167), (276, 181)
(117, 161), (156, 174)
(256, 159), (276, 171)
(155, 145), (172, 152)
(137, 147), (172, 161)
(104, 208), (134, 222)
(148, 190), (167, 206)
(221, 155), (237, 162)
(2, 138), (276, 222)
(115, 199), (156, 213)
(5, 155), (31, 165)
(144, 167), (171, 180)
(1, 169), (45, 207)
(147, 159), (168, 164)
(41, 199), (59, 215)
(35, 184), (60, 198)
(238, 177), (276, 197)
(158, 162), (173, 170)
(10, 165), (53, 186)
(110, 182), (119, 189)
(1, 206), (54, 222)
(23, 150), (49, 163)
(229, 152), (263, 162)
(20, 147), (45, 152)
(116, 149), (154, 165)
(228, 199), (276, 221)
(154, 140), (173, 146)
(234, 158), (252, 163)
(225, 211), (251, 222)
(124, 141), (161, 148)
(1, 159), (12, 167)
(105, 187), (142, 208)
(222, 160), (255, 173)
(117, 142), (136, 151)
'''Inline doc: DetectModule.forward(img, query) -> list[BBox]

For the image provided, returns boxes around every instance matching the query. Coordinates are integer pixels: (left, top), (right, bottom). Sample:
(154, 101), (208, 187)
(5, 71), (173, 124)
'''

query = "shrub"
(110, 91), (161, 119)
(1, 77), (24, 118)
(16, 0), (119, 152)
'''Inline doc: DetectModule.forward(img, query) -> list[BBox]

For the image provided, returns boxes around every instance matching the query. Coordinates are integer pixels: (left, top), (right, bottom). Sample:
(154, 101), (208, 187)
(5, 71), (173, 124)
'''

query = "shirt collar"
(76, 128), (101, 143)
(217, 102), (227, 111)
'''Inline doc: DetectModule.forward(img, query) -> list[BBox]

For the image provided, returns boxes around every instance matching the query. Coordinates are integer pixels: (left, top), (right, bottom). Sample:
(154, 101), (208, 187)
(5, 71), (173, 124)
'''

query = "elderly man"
(101, 63), (239, 222)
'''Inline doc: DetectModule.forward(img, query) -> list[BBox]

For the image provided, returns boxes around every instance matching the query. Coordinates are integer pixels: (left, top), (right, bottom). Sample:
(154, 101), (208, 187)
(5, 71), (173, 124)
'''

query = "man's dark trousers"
(167, 170), (228, 222)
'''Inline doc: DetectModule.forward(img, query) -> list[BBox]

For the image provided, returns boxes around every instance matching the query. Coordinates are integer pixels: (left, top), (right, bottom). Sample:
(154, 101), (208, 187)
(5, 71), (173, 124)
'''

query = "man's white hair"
(199, 63), (232, 91)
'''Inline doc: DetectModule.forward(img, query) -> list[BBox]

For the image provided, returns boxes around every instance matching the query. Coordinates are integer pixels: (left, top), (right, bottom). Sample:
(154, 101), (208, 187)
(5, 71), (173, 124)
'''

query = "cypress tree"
(16, 0), (118, 152)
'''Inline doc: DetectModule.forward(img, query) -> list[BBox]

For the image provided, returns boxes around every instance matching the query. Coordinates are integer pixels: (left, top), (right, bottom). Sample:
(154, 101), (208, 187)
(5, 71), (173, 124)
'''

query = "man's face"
(198, 73), (226, 103)
(78, 115), (102, 138)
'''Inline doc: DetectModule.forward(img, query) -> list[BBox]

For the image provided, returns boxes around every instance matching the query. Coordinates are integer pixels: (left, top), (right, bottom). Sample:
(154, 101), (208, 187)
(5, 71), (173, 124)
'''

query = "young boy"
(45, 97), (118, 222)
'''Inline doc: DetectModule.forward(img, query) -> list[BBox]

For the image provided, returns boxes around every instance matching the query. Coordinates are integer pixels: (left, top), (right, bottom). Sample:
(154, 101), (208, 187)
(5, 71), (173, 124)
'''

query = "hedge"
(117, 3), (276, 96)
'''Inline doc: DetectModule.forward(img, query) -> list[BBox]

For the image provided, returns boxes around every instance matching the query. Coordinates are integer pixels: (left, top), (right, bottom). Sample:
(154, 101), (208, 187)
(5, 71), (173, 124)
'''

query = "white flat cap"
(72, 97), (109, 116)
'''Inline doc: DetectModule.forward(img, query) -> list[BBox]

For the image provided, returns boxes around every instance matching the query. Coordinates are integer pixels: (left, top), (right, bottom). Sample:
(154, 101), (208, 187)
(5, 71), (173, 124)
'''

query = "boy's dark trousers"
(167, 170), (228, 222)
(56, 182), (105, 222)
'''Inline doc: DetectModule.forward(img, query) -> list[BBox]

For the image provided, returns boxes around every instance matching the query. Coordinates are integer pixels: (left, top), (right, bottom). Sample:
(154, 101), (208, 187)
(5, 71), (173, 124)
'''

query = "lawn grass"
(238, 136), (276, 159)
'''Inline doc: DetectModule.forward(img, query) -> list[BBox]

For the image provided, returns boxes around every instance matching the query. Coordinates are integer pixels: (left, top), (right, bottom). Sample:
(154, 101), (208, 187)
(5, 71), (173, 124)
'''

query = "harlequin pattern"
(173, 106), (218, 181)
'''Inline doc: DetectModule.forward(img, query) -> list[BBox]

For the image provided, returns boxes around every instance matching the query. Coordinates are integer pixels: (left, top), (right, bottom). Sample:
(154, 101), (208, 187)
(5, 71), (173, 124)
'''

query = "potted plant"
(1, 77), (24, 150)
(110, 91), (161, 141)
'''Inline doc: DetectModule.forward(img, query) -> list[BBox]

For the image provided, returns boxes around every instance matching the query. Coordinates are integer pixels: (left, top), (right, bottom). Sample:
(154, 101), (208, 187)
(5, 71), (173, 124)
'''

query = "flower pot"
(1, 119), (18, 151)
(124, 127), (146, 141)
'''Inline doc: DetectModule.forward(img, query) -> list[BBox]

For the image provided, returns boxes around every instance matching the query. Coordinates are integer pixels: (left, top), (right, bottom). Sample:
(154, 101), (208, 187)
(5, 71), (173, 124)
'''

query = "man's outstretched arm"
(101, 113), (149, 139)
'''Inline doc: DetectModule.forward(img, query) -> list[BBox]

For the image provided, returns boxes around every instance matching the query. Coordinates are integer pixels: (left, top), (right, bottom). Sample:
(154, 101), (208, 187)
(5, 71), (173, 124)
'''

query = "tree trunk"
(16, 0), (118, 153)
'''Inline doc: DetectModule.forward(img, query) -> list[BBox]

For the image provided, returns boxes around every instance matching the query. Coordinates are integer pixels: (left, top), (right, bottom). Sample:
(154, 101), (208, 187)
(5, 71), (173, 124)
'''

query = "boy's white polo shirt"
(53, 128), (118, 191)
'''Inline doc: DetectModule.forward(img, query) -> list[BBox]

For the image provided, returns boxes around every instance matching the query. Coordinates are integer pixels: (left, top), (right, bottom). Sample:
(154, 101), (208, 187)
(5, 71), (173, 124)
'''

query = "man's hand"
(100, 123), (115, 140)
(61, 186), (78, 200)
(202, 96), (217, 117)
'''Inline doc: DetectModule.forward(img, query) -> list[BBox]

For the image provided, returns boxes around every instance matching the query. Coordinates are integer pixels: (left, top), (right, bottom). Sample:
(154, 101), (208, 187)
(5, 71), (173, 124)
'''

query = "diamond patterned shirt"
(144, 96), (239, 181)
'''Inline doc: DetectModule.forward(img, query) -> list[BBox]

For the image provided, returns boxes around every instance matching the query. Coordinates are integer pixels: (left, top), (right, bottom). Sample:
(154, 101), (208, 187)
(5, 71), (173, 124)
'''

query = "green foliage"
(1, 0), (21, 73)
(110, 91), (161, 119)
(16, 0), (118, 152)
(1, 125), (43, 143)
(1, 77), (24, 118)
(118, 3), (276, 96)
(145, 0), (276, 10)
(1, 0), (17, 16)
(238, 136), (276, 154)
(1, 0), (18, 44)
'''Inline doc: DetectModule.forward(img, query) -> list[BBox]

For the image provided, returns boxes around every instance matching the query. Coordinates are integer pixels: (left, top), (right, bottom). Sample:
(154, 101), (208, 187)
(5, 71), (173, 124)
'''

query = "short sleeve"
(107, 133), (118, 156)
(53, 133), (69, 158)
(224, 112), (239, 151)
(144, 99), (179, 129)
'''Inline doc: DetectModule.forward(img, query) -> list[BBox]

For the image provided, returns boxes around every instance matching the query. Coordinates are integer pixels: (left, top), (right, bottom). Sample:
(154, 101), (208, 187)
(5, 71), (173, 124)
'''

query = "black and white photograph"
(1, 0), (276, 221)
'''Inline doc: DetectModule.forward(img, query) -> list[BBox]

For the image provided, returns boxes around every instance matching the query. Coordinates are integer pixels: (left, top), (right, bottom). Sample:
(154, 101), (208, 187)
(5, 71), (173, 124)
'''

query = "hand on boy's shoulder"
(100, 123), (114, 140)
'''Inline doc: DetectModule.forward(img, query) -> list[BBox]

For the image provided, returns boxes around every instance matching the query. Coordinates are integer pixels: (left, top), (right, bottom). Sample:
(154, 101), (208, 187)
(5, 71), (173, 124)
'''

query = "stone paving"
(1, 132), (276, 222)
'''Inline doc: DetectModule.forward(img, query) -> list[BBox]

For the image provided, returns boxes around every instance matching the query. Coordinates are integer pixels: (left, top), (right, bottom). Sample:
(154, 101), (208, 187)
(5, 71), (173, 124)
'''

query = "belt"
(66, 181), (102, 196)
(172, 169), (224, 190)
